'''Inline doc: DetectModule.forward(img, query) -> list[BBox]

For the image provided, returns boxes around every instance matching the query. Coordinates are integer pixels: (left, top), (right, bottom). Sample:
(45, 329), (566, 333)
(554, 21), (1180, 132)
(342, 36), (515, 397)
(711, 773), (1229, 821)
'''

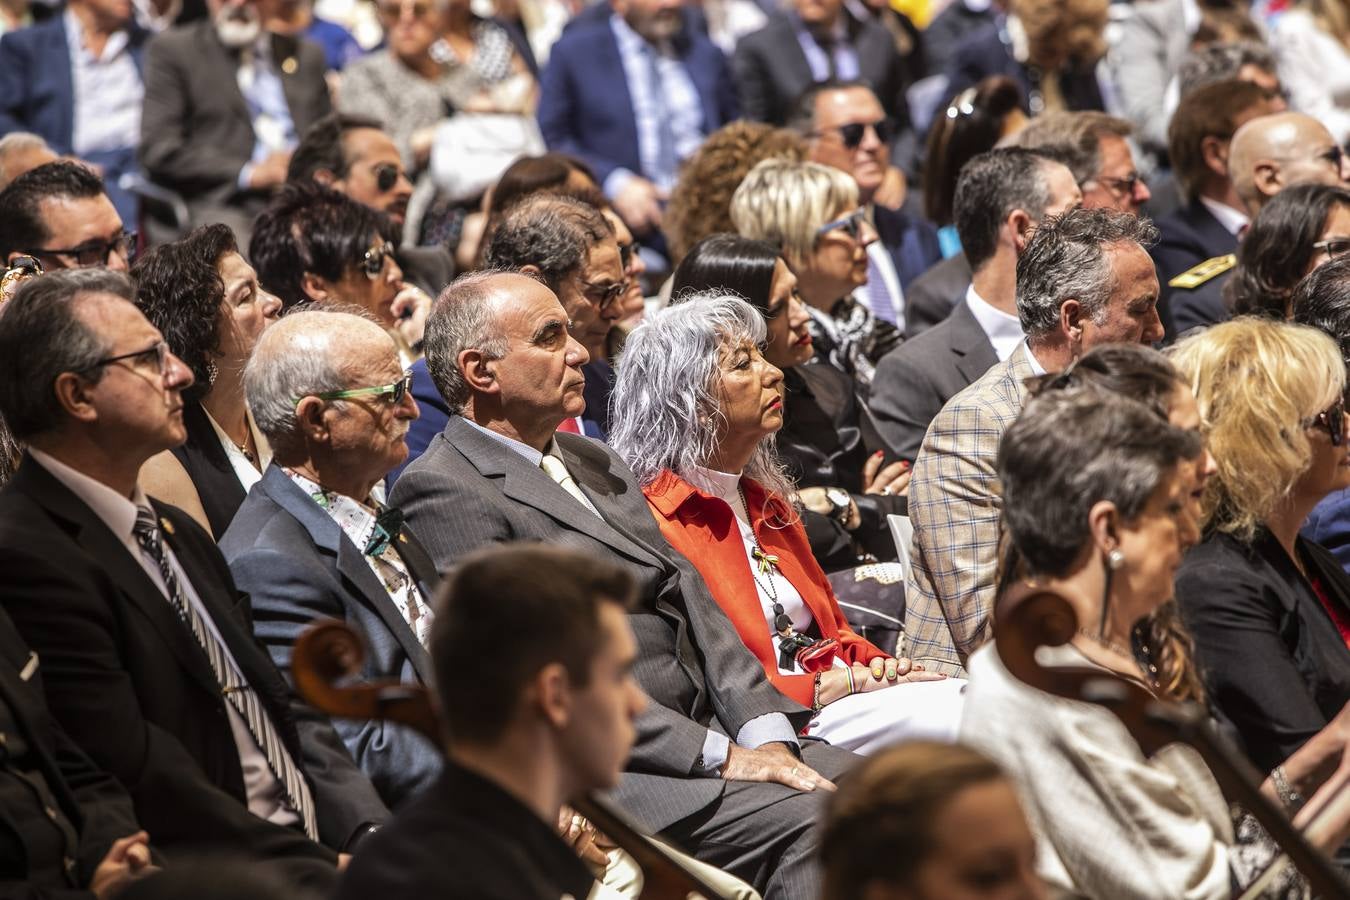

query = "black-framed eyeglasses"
(816, 208), (869, 241)
(361, 243), (396, 280)
(1318, 144), (1345, 171)
(811, 118), (897, 150)
(618, 240), (643, 272)
(296, 371), (413, 408)
(375, 0), (431, 18)
(1089, 172), (1145, 196)
(373, 163), (402, 193)
(580, 277), (629, 312)
(1314, 238), (1350, 260)
(1307, 395), (1348, 446)
(81, 340), (170, 376)
(26, 231), (137, 268)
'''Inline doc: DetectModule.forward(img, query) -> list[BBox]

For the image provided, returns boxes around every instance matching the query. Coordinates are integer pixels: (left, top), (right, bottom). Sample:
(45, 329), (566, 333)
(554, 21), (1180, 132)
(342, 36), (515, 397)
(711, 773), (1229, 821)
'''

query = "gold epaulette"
(1168, 253), (1236, 290)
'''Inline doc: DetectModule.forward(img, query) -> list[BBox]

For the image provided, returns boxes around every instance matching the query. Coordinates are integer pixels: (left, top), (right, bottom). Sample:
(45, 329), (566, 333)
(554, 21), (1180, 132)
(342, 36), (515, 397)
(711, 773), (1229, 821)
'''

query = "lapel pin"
(399, 533), (408, 543)
(281, 57), (298, 74)
(160, 517), (175, 535)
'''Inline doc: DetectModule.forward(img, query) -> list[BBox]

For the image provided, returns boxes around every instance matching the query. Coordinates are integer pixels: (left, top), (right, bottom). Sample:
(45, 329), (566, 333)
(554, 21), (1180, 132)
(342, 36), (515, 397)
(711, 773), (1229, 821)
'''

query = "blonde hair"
(1168, 318), (1345, 540)
(730, 159), (859, 269)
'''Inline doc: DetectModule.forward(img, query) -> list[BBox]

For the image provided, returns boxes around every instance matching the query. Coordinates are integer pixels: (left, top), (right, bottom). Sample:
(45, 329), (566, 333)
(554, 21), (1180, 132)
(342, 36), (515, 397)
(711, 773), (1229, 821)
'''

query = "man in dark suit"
(139, 0), (331, 244)
(902, 252), (971, 338)
(793, 80), (939, 330)
(0, 0), (149, 223)
(1152, 80), (1280, 340)
(0, 270), (388, 891)
(537, 0), (736, 248)
(870, 148), (1081, 462)
(734, 0), (911, 133)
(337, 543), (645, 900)
(0, 604), (155, 897)
(391, 270), (854, 899)
(222, 309), (442, 811)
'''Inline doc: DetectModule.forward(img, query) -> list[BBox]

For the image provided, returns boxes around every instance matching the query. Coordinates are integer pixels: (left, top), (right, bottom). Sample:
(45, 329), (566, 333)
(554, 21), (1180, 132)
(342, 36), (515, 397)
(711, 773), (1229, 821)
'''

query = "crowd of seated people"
(4, 0), (1350, 896)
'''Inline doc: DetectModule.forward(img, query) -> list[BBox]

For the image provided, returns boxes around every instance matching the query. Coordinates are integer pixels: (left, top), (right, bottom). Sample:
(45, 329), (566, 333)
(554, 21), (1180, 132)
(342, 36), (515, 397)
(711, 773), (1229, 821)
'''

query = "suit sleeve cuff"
(695, 730), (730, 776)
(736, 713), (800, 751)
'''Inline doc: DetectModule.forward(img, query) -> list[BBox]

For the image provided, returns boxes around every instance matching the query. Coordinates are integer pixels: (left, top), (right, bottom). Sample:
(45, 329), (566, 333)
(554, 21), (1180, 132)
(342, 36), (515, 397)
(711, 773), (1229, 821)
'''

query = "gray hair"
(1015, 208), (1159, 336)
(0, 132), (52, 188)
(1177, 41), (1278, 99)
(423, 270), (513, 414)
(609, 293), (795, 504)
(0, 269), (125, 440)
(1010, 111), (1133, 186)
(481, 194), (612, 295)
(245, 308), (387, 453)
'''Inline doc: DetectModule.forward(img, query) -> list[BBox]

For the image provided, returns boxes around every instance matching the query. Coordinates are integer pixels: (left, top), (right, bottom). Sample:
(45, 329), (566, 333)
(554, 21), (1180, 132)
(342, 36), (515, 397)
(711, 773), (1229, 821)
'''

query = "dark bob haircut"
(669, 233), (781, 318)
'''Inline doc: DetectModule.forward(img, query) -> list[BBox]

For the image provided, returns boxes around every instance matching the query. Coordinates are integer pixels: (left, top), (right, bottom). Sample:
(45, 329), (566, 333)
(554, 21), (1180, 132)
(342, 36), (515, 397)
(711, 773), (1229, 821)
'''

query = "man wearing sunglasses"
(794, 80), (940, 333)
(287, 113), (456, 299)
(221, 310), (439, 813)
(0, 270), (391, 892)
(0, 160), (133, 273)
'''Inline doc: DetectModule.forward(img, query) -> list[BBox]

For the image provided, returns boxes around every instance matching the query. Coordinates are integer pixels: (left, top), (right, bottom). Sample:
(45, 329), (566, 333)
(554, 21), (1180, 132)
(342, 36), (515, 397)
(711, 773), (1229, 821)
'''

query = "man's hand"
(612, 177), (665, 233)
(248, 150), (293, 190)
(89, 831), (155, 900)
(721, 742), (836, 792)
(390, 285), (432, 350)
(558, 805), (610, 878)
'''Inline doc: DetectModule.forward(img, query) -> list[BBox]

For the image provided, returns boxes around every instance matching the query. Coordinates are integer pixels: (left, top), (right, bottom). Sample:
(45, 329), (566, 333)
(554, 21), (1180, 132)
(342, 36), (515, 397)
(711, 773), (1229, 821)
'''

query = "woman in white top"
(1274, 0), (1350, 144)
(962, 361), (1350, 898)
(133, 225), (281, 537)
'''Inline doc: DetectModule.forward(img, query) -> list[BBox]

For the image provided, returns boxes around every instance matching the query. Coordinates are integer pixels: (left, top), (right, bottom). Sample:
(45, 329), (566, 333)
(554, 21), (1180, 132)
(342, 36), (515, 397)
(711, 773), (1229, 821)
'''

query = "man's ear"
(300, 272), (335, 304)
(1059, 298), (1085, 345)
(51, 371), (99, 425)
(293, 396), (331, 444)
(460, 349), (498, 395)
(1007, 208), (1035, 253)
(535, 662), (572, 731)
(518, 263), (543, 280)
(312, 168), (338, 187)
(1200, 135), (1230, 178)
(1252, 160), (1282, 200)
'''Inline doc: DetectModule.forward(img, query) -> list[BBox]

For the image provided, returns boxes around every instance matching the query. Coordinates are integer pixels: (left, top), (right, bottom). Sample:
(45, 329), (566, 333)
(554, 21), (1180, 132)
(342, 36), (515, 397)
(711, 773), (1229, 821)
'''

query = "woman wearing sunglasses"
(731, 158), (899, 394)
(1170, 318), (1350, 776)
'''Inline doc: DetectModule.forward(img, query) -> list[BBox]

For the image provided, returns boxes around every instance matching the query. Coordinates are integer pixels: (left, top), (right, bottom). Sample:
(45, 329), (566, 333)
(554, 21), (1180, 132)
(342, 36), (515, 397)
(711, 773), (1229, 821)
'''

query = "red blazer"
(644, 470), (887, 707)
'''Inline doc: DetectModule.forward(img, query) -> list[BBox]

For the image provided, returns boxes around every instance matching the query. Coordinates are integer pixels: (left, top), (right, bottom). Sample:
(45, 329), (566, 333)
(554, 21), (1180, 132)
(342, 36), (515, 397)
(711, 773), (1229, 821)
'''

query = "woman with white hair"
(731, 158), (898, 392)
(610, 293), (967, 752)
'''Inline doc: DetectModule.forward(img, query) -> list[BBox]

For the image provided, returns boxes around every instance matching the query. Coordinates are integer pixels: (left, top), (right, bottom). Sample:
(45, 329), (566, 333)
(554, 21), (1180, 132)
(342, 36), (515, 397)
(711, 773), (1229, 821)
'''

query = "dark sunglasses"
(298, 371), (413, 408)
(361, 243), (396, 279)
(1319, 145), (1346, 170)
(26, 231), (137, 268)
(814, 118), (898, 150)
(1310, 395), (1348, 447)
(815, 208), (869, 241)
(374, 163), (402, 193)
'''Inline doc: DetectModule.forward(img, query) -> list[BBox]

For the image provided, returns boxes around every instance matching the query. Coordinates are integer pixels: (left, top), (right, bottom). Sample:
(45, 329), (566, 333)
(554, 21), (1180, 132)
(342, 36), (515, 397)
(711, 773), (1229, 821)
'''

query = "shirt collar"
(1023, 340), (1049, 377)
(644, 468), (788, 522)
(461, 416), (545, 466)
(285, 468), (382, 553)
(610, 12), (656, 53)
(29, 447), (148, 545)
(64, 7), (130, 62)
(1198, 196), (1250, 238)
(964, 284), (1024, 341)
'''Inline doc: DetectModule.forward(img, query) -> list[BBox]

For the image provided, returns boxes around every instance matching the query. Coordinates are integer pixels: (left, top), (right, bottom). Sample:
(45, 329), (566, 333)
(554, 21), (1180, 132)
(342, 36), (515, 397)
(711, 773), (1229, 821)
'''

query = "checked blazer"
(901, 343), (1035, 677)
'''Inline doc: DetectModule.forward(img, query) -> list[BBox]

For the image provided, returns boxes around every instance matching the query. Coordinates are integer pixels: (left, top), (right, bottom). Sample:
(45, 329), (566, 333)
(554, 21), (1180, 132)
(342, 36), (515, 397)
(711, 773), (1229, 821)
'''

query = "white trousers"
(805, 676), (968, 755)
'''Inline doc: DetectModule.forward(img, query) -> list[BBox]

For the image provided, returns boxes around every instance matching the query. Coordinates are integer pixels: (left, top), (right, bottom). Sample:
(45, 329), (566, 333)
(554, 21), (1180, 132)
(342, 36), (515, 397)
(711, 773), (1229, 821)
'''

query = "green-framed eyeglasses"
(295, 371), (412, 408)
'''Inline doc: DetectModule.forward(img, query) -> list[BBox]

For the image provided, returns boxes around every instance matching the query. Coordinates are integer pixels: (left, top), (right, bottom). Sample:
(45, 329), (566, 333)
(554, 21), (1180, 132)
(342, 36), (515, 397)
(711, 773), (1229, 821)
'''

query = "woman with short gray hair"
(611, 294), (967, 753)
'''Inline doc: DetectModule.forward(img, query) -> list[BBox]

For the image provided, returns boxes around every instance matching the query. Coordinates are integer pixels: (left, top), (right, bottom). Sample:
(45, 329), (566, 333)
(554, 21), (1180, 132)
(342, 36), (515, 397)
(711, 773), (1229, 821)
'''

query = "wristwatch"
(825, 487), (853, 528)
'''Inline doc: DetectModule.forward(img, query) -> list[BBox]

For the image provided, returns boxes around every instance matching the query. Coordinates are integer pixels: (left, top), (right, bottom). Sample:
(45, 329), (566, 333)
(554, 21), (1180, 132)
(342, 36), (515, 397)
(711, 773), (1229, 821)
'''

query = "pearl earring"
(1107, 549), (1125, 570)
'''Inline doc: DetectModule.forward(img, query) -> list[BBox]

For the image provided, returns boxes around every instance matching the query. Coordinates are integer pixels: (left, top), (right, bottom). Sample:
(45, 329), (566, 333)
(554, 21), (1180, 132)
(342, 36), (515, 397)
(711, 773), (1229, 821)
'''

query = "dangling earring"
(1099, 548), (1125, 638)
(206, 361), (218, 387)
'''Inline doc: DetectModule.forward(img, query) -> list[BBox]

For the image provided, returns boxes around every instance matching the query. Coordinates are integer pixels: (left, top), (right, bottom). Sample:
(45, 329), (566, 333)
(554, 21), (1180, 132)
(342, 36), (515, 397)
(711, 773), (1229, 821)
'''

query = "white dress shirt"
(28, 448), (298, 828)
(964, 285), (1025, 362)
(204, 408), (270, 495)
(1198, 196), (1250, 239)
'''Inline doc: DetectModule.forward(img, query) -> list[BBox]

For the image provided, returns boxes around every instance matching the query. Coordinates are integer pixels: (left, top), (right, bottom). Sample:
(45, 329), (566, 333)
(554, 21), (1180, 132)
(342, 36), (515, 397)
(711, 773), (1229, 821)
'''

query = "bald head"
(1229, 112), (1348, 213)
(423, 271), (530, 413)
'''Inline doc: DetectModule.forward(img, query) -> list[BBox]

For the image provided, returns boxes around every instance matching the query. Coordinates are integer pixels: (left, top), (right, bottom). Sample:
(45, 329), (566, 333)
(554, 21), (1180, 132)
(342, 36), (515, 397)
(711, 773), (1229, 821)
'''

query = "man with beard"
(537, 0), (737, 251)
(140, 0), (330, 245)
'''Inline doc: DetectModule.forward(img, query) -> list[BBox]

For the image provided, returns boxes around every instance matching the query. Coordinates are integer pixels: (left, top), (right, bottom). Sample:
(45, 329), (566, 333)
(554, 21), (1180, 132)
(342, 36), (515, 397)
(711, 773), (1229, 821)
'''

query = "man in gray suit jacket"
(221, 310), (438, 814)
(390, 271), (855, 899)
(870, 149), (1081, 461)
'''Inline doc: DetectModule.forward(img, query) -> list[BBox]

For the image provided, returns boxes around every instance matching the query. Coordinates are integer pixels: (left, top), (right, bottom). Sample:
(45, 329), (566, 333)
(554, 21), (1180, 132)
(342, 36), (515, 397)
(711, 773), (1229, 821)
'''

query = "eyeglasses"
(27, 231), (137, 268)
(375, 0), (432, 18)
(815, 208), (869, 241)
(1307, 395), (1348, 446)
(373, 163), (402, 193)
(580, 277), (630, 312)
(1318, 145), (1345, 171)
(82, 340), (170, 376)
(1088, 172), (1145, 197)
(298, 371), (413, 408)
(1314, 238), (1350, 260)
(618, 240), (642, 272)
(811, 118), (897, 150)
(361, 243), (396, 280)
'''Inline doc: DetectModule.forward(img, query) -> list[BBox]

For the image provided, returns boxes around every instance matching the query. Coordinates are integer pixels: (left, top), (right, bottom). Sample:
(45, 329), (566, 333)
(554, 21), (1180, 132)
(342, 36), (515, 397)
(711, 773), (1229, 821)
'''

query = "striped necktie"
(865, 253), (900, 326)
(132, 507), (318, 840)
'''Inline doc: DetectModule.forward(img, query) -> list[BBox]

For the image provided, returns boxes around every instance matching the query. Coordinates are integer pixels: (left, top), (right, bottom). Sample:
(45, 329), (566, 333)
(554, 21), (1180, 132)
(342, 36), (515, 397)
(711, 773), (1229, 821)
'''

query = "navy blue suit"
(944, 21), (1105, 115)
(875, 204), (942, 291)
(536, 15), (737, 190)
(0, 16), (148, 221)
(1152, 198), (1239, 342)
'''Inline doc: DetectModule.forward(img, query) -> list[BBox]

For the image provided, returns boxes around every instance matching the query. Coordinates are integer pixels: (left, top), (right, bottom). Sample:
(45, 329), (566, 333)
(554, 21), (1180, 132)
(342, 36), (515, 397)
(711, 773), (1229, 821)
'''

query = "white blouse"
(204, 407), (271, 493)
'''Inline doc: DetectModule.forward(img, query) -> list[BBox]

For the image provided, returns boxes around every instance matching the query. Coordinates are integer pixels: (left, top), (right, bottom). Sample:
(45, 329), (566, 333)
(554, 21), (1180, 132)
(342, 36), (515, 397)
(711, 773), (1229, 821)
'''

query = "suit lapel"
(1186, 200), (1241, 260)
(947, 300), (1000, 384)
(260, 467), (433, 684)
(51, 19), (76, 151)
(200, 23), (255, 135)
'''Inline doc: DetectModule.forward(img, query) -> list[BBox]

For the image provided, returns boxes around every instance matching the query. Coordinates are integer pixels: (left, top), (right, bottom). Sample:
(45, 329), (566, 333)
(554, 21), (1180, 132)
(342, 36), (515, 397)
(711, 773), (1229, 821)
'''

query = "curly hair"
(1169, 318), (1345, 541)
(130, 223), (238, 401)
(664, 121), (805, 267)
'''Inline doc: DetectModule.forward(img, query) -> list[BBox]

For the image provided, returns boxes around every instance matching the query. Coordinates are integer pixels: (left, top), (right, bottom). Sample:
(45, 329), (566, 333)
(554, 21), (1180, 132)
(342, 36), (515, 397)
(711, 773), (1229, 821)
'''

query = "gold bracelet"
(811, 672), (824, 713)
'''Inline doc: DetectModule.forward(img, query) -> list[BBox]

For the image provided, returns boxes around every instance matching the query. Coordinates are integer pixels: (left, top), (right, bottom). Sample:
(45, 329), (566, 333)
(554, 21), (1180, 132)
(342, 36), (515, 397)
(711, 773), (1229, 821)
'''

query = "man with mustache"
(139, 0), (330, 245)
(220, 309), (438, 811)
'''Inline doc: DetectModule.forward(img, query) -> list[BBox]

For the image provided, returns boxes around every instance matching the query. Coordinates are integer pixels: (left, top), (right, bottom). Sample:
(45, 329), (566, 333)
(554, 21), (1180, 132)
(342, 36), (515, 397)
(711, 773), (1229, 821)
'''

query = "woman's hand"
(863, 451), (911, 498)
(390, 285), (432, 351)
(816, 658), (945, 705)
(796, 486), (861, 531)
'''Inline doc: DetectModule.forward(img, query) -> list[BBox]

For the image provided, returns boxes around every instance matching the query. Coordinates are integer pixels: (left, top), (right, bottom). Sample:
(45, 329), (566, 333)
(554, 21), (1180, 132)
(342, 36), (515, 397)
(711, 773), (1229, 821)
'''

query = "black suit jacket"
(168, 400), (247, 539)
(944, 21), (1105, 115)
(0, 456), (379, 887)
(1176, 529), (1350, 773)
(0, 606), (141, 898)
(902, 252), (971, 339)
(1166, 268), (1232, 339)
(870, 296), (999, 462)
(733, 12), (912, 128)
(1152, 198), (1239, 342)
(221, 465), (441, 811)
(390, 418), (842, 831)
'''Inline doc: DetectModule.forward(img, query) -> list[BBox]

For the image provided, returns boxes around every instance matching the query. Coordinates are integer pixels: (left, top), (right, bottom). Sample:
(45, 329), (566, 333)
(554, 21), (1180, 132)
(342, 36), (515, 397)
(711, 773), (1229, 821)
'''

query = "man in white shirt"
(870, 148), (1081, 462)
(0, 269), (387, 891)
